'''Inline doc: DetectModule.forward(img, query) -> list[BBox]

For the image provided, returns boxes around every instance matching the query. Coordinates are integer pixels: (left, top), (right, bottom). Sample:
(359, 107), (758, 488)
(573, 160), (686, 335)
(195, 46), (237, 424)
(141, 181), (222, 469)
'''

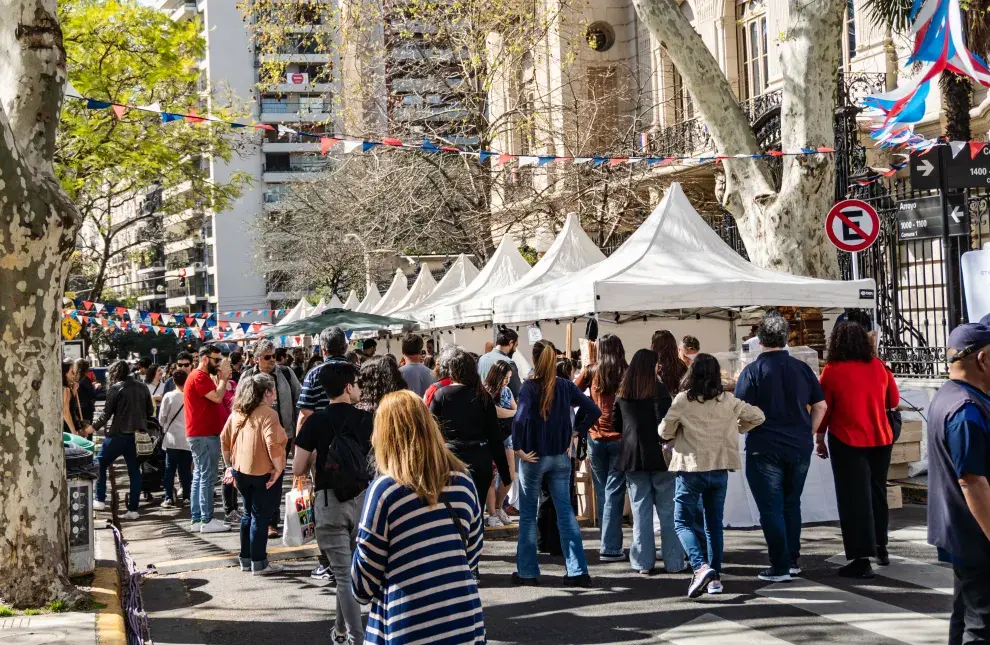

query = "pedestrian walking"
(575, 333), (628, 563)
(92, 361), (154, 520)
(159, 370), (192, 508)
(162, 351), (193, 395)
(74, 358), (98, 426)
(184, 345), (233, 534)
(661, 354), (765, 597)
(146, 364), (166, 410)
(214, 358), (242, 525)
(614, 349), (685, 575)
(352, 390), (485, 645)
(653, 330), (688, 394)
(62, 361), (85, 436)
(424, 345), (457, 406)
(818, 322), (900, 578)
(511, 340), (601, 587)
(398, 333), (436, 397)
(221, 373), (288, 575)
(680, 336), (700, 366)
(478, 327), (522, 399)
(482, 360), (517, 527)
(734, 311), (827, 582)
(357, 355), (407, 415)
(429, 349), (511, 520)
(294, 361), (373, 644)
(926, 324), (990, 645)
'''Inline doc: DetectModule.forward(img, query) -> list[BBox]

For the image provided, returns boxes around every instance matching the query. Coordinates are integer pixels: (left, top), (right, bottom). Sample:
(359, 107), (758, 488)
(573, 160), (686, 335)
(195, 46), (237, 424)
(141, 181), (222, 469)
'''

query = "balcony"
(646, 89), (782, 158)
(170, 1), (197, 22)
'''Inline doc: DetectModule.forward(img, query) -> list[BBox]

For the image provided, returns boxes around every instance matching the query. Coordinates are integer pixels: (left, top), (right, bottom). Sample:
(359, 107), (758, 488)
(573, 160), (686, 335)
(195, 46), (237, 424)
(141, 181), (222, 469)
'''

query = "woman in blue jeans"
(512, 340), (601, 587)
(660, 354), (765, 598)
(575, 334), (628, 562)
(614, 349), (685, 575)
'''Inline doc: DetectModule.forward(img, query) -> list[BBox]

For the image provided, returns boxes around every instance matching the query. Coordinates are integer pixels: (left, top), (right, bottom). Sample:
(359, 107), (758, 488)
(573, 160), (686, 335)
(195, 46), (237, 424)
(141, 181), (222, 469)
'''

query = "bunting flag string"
(67, 94), (838, 167)
(62, 311), (269, 341)
(62, 298), (285, 321)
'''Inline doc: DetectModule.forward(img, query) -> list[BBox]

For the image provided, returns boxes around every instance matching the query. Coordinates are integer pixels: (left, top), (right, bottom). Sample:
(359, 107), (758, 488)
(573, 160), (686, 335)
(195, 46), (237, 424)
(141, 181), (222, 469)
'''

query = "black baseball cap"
(947, 324), (990, 363)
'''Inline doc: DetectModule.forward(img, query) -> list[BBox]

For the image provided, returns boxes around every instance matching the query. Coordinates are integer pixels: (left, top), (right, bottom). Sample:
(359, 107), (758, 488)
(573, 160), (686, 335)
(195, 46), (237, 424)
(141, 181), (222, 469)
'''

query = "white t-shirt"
(158, 390), (189, 451)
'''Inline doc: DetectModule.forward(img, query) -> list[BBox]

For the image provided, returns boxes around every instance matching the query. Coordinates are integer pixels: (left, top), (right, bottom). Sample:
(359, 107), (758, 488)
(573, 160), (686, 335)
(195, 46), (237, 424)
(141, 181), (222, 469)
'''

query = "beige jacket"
(220, 406), (287, 477)
(659, 391), (765, 472)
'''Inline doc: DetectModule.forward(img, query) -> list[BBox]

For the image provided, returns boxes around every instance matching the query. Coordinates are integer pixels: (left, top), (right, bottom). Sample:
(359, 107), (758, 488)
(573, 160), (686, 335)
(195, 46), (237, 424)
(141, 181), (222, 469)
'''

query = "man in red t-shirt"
(184, 345), (233, 533)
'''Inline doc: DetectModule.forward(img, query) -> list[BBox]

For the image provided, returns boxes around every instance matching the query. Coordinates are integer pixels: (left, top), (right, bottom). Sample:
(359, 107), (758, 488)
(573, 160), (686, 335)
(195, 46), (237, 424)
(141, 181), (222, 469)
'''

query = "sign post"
(825, 199), (881, 282)
(936, 144), (962, 331)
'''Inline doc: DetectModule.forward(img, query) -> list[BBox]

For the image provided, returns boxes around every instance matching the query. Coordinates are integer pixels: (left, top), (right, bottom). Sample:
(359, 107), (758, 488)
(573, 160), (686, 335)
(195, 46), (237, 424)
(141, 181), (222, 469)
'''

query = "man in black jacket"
(93, 360), (153, 519)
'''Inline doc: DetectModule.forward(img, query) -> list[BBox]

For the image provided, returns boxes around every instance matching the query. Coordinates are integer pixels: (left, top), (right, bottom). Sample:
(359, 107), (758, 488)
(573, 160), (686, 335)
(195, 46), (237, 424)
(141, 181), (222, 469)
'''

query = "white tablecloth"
(656, 435), (839, 531)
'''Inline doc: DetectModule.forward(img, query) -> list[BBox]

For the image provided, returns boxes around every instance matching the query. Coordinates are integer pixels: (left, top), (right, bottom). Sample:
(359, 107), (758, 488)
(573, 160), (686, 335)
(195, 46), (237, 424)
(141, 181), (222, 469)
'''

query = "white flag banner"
(950, 140), (968, 159)
(161, 313), (173, 325)
(136, 102), (162, 114)
(277, 124), (295, 138)
(342, 140), (363, 154)
(572, 157), (593, 165)
(517, 155), (538, 168)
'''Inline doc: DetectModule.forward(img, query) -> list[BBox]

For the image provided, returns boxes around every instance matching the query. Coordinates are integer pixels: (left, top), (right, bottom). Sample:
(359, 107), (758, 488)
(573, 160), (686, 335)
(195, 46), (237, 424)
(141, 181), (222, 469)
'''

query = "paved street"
(122, 499), (950, 645)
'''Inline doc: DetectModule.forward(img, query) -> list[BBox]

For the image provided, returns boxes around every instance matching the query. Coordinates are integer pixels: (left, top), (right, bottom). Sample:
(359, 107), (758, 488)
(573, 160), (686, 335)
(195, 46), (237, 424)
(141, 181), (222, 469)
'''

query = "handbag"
(887, 409), (903, 443)
(282, 477), (316, 547)
(135, 431), (155, 456)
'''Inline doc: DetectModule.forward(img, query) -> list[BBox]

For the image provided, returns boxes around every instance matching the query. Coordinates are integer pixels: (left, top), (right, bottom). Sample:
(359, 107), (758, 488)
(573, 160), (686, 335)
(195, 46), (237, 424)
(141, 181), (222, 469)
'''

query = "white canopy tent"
(328, 294), (344, 309)
(355, 284), (381, 313)
(493, 182), (876, 324)
(342, 290), (360, 310)
(386, 266), (438, 315)
(432, 234), (532, 328)
(399, 254), (479, 325)
(311, 298), (329, 316)
(277, 298), (315, 326)
(371, 269), (409, 315)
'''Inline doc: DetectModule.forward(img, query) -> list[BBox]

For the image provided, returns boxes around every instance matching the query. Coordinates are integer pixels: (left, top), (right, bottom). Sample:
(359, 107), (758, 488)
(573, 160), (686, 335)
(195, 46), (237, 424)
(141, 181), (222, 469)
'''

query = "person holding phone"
(185, 345), (233, 533)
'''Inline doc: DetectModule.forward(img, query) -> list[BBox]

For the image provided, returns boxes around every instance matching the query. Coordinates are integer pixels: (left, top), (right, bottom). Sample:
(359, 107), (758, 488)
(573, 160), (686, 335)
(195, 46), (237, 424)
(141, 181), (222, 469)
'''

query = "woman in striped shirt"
(352, 390), (485, 645)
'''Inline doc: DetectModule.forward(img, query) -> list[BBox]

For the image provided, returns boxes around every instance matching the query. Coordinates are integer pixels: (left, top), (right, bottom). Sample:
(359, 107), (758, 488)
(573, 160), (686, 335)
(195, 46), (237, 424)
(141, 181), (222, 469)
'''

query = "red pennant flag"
(150, 312), (160, 324)
(199, 329), (206, 340)
(496, 154), (512, 167)
(185, 108), (206, 124)
(440, 146), (460, 153)
(817, 146), (836, 153)
(970, 141), (986, 159)
(879, 167), (898, 177)
(112, 104), (128, 120)
(382, 137), (403, 147)
(320, 137), (340, 155)
(184, 316), (195, 326)
(251, 323), (263, 333)
(254, 124), (275, 131)
(608, 157), (628, 167)
(115, 306), (127, 316)
(82, 301), (94, 311)
(767, 150), (785, 157)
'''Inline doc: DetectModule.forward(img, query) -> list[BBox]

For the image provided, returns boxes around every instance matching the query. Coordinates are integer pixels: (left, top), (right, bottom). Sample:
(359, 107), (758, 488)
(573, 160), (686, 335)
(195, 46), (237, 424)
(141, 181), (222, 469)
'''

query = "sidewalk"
(0, 522), (126, 645)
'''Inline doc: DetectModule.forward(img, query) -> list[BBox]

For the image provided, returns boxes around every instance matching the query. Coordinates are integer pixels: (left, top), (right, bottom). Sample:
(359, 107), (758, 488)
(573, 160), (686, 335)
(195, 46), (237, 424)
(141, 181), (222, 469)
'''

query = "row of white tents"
(278, 183), (876, 356)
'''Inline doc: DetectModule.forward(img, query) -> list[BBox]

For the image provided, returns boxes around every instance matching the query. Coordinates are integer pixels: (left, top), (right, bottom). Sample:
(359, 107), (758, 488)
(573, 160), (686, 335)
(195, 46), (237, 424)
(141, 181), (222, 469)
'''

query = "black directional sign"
(896, 194), (968, 240)
(911, 144), (990, 190)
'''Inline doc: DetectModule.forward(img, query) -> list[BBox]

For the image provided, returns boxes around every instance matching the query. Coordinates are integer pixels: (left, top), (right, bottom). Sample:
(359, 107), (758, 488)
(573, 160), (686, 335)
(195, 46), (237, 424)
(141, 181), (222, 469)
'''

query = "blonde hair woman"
(220, 373), (287, 575)
(351, 390), (485, 645)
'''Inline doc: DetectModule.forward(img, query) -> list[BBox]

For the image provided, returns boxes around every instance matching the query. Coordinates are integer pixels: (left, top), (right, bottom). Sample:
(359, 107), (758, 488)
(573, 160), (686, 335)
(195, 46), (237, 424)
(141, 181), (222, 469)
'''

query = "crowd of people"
(74, 310), (990, 645)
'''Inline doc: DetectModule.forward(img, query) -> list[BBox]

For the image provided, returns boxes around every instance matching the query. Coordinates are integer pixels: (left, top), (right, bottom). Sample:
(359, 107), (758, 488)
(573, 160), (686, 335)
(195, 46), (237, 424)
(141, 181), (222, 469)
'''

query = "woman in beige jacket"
(220, 373), (288, 575)
(659, 354), (765, 599)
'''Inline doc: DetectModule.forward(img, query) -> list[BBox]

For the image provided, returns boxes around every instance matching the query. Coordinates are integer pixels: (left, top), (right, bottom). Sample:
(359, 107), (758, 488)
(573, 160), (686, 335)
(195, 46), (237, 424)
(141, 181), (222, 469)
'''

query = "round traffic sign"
(825, 199), (880, 253)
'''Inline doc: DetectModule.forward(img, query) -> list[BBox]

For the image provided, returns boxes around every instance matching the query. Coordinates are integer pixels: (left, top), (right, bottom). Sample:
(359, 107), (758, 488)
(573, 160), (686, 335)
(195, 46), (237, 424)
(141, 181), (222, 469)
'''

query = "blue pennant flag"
(592, 157), (608, 168)
(647, 157), (665, 165)
(230, 122), (248, 129)
(240, 322), (251, 333)
(479, 151), (494, 164)
(362, 141), (380, 152)
(86, 99), (112, 110)
(161, 112), (184, 123)
(537, 156), (555, 167)
(421, 139), (440, 153)
(800, 147), (816, 155)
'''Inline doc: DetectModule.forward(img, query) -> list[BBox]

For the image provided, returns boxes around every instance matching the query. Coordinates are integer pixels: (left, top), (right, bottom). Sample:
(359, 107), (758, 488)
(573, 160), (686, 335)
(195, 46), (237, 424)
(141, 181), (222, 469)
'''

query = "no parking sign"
(825, 200), (880, 253)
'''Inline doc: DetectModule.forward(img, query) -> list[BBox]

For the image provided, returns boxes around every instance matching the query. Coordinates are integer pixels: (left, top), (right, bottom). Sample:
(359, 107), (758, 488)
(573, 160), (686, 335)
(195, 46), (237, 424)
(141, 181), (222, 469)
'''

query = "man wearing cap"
(927, 324), (990, 645)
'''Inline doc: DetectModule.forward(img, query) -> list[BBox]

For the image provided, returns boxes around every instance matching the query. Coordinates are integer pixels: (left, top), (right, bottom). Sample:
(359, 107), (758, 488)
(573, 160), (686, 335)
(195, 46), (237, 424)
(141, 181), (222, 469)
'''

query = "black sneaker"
(311, 564), (336, 584)
(688, 565), (718, 598)
(876, 546), (890, 566)
(563, 573), (592, 588)
(510, 572), (540, 586)
(838, 558), (875, 578)
(757, 568), (792, 583)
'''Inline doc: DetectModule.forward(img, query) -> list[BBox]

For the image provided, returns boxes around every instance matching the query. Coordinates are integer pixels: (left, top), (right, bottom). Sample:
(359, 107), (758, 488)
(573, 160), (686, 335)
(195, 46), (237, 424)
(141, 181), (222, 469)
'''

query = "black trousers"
(452, 444), (495, 509)
(828, 434), (892, 560)
(951, 564), (990, 645)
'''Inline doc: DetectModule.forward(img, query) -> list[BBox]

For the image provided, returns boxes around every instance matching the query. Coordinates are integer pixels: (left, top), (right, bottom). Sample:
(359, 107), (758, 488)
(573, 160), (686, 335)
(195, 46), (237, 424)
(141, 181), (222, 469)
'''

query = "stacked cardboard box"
(887, 418), (922, 509)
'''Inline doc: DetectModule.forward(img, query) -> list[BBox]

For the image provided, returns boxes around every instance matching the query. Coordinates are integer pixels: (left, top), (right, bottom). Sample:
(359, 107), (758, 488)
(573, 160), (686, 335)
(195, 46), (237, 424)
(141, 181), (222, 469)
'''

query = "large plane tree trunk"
(632, 0), (845, 279)
(0, 0), (83, 607)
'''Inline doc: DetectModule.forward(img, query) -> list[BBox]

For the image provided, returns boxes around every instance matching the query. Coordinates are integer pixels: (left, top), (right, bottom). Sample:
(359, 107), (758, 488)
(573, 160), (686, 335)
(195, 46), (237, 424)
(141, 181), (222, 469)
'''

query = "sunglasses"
(177, 363), (191, 368)
(207, 356), (221, 363)
(261, 354), (274, 360)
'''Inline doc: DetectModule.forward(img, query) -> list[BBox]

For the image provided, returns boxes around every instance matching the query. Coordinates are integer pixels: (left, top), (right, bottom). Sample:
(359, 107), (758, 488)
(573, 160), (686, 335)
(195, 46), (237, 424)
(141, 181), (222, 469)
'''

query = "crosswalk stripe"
(826, 553), (952, 595)
(757, 580), (948, 645)
(661, 613), (794, 645)
(889, 526), (931, 547)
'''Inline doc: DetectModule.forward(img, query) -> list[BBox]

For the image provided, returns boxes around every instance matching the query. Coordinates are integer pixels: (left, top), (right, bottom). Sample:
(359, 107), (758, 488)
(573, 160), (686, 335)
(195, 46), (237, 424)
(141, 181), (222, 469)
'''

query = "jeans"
(828, 435), (892, 560)
(950, 563), (990, 645)
(163, 449), (192, 502)
(516, 453), (588, 579)
(746, 452), (811, 573)
(267, 473), (284, 529)
(674, 471), (728, 573)
(189, 436), (220, 523)
(96, 434), (141, 512)
(233, 471), (278, 564)
(626, 470), (686, 572)
(315, 489), (365, 644)
(588, 437), (625, 556)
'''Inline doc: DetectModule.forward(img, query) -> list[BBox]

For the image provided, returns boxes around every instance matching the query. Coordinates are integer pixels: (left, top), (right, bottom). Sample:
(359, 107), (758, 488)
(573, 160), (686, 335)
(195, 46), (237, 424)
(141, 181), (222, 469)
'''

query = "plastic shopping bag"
(282, 477), (316, 547)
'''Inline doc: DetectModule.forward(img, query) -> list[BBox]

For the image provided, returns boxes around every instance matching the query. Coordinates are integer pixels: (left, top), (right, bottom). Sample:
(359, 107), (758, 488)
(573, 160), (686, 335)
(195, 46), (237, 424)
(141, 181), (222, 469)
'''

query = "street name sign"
(896, 194), (968, 240)
(911, 144), (990, 189)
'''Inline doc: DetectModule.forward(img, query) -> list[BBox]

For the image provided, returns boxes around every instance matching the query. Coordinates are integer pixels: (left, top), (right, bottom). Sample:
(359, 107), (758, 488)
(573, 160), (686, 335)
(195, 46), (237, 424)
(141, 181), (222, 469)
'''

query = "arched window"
(737, 0), (769, 99)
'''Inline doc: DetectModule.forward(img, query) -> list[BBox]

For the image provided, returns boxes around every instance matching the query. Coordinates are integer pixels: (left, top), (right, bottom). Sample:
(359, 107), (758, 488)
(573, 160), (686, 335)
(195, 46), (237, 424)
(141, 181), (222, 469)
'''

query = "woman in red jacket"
(817, 322), (900, 579)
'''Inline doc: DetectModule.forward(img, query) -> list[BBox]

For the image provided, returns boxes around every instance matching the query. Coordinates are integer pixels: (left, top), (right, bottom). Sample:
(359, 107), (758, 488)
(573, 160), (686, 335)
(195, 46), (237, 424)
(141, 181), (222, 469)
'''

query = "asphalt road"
(120, 497), (950, 645)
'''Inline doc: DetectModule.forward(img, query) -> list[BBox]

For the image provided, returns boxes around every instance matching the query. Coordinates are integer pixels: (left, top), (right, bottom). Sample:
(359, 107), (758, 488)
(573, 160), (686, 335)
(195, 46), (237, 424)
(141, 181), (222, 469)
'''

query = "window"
(586, 66), (619, 152)
(738, 0), (769, 99)
(672, 67), (694, 122)
(299, 95), (327, 114)
(841, 0), (857, 67)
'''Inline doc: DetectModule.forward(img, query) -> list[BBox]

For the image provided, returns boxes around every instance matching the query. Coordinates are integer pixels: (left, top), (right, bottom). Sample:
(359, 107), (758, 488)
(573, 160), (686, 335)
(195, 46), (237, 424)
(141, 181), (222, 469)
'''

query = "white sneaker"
(253, 562), (284, 576)
(189, 521), (202, 531)
(93, 501), (107, 512)
(496, 509), (515, 525)
(122, 511), (140, 520)
(200, 519), (231, 533)
(486, 515), (505, 528)
(330, 627), (354, 644)
(161, 499), (173, 509)
(707, 578), (724, 595)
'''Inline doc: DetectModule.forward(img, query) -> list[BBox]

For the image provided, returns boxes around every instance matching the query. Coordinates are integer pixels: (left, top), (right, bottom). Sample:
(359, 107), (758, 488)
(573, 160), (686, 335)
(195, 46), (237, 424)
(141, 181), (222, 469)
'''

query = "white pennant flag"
(136, 102), (162, 114)
(342, 140), (363, 154)
(65, 82), (83, 99)
(161, 313), (173, 325)
(128, 309), (140, 322)
(950, 141), (967, 159)
(94, 303), (105, 313)
(626, 157), (643, 164)
(572, 157), (593, 165)
(277, 124), (295, 139)
(195, 317), (207, 328)
(517, 155), (538, 168)
(151, 326), (160, 335)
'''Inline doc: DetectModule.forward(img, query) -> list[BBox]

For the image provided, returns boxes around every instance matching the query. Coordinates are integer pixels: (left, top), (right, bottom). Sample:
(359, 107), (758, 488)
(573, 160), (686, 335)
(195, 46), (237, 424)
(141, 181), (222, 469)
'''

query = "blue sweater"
(512, 377), (601, 456)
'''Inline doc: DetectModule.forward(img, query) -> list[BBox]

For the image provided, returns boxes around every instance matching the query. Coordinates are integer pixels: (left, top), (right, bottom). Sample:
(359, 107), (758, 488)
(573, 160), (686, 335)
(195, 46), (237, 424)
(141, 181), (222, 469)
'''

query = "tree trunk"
(942, 72), (972, 142)
(631, 0), (843, 279)
(0, 0), (83, 607)
(89, 245), (111, 303)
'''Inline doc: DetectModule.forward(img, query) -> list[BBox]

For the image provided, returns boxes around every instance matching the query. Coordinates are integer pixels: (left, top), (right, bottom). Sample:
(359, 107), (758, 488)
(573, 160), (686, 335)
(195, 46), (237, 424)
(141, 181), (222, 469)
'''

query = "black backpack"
(322, 429), (371, 502)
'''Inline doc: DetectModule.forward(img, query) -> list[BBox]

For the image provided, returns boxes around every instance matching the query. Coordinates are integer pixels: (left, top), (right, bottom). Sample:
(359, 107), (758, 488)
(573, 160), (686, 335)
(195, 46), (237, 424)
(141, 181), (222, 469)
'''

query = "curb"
(93, 526), (126, 645)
